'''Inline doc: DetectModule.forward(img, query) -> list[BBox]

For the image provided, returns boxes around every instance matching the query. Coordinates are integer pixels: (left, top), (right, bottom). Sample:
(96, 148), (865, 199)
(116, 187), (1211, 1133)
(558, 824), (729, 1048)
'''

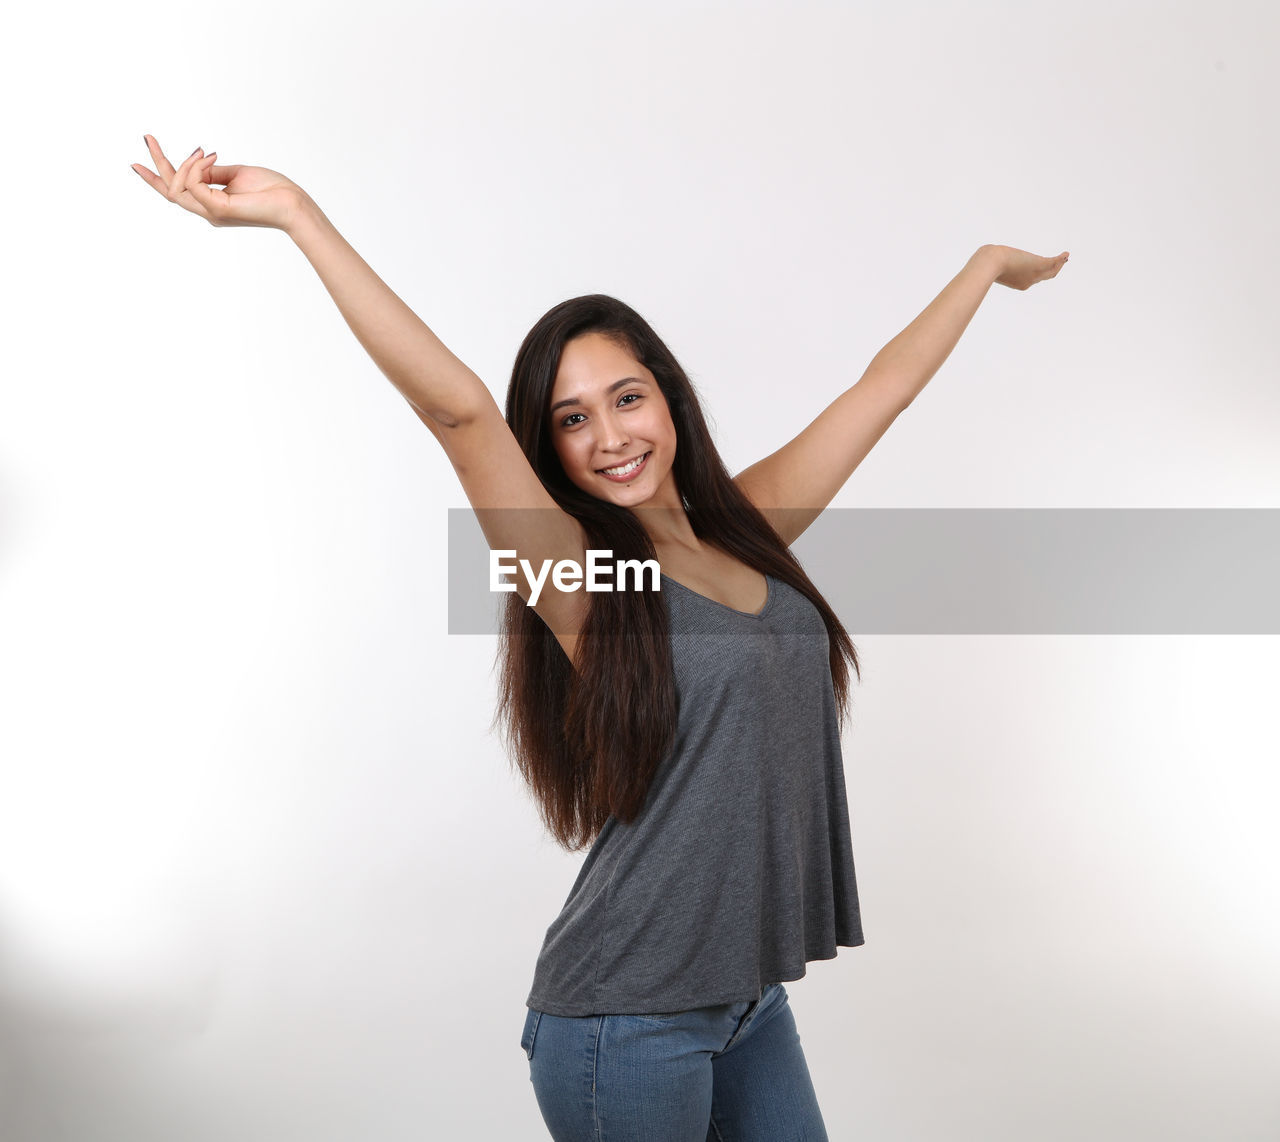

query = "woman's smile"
(597, 451), (651, 482)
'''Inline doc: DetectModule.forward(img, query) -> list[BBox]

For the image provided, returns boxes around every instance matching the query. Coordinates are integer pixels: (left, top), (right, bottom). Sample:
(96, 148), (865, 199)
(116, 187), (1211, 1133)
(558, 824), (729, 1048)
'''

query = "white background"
(2, 1), (1278, 1138)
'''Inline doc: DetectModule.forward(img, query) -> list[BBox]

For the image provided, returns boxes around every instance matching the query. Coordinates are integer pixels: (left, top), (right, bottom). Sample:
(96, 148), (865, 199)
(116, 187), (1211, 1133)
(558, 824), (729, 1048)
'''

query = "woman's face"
(548, 332), (680, 510)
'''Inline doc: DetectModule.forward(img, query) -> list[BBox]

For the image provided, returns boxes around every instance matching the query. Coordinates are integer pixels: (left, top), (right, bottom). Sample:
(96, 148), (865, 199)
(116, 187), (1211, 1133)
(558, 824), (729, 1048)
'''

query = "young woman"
(132, 137), (1069, 1141)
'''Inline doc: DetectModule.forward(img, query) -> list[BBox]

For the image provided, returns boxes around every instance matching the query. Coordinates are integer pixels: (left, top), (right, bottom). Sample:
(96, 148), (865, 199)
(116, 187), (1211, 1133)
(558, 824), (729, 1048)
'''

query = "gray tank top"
(525, 571), (864, 1017)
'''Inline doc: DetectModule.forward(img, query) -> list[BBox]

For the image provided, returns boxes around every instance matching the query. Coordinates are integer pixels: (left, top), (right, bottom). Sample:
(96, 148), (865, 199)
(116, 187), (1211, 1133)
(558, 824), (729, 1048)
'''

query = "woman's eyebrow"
(550, 377), (647, 413)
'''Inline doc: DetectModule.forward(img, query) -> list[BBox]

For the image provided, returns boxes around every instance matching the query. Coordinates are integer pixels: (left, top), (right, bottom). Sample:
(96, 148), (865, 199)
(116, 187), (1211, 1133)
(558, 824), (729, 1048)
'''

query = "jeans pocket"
(520, 1008), (542, 1060)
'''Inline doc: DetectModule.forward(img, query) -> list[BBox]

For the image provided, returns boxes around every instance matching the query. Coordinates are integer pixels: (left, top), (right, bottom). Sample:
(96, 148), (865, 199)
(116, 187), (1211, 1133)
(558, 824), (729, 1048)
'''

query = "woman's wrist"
(974, 244), (1008, 280)
(283, 190), (328, 243)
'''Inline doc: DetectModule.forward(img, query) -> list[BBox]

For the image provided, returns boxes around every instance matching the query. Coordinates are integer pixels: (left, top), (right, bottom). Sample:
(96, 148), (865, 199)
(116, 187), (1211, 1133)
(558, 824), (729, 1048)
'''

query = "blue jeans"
(518, 983), (829, 1141)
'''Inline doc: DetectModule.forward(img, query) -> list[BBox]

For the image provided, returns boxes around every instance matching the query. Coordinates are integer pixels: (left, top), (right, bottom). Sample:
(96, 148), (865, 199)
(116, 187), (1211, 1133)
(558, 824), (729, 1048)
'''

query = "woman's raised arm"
(284, 194), (490, 428)
(133, 136), (592, 656)
(735, 244), (1070, 544)
(132, 136), (491, 429)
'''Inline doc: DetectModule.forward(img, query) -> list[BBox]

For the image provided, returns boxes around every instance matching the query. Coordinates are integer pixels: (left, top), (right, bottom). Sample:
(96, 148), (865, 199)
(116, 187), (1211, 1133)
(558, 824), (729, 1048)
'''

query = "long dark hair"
(492, 295), (860, 852)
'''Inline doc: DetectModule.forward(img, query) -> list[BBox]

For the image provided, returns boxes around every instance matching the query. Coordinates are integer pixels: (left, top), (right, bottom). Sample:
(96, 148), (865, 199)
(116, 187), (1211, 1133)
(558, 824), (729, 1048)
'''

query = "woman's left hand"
(989, 245), (1070, 291)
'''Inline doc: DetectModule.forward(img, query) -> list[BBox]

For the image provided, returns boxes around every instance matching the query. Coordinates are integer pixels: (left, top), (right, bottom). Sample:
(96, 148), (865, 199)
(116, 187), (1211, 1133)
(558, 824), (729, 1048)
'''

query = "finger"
(166, 147), (213, 218)
(185, 152), (231, 220)
(183, 150), (217, 203)
(204, 162), (241, 187)
(143, 134), (177, 180)
(131, 162), (171, 197)
(194, 151), (219, 185)
(164, 145), (201, 197)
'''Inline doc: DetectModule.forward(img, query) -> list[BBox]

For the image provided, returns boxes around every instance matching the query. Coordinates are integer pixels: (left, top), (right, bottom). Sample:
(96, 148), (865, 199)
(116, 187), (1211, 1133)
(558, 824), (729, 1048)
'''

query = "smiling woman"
(131, 131), (1068, 1142)
(493, 290), (862, 839)
(546, 335), (681, 510)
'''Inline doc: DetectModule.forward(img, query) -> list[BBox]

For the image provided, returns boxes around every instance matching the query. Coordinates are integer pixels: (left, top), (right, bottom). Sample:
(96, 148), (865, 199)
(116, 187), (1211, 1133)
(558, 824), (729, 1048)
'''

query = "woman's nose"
(597, 414), (630, 450)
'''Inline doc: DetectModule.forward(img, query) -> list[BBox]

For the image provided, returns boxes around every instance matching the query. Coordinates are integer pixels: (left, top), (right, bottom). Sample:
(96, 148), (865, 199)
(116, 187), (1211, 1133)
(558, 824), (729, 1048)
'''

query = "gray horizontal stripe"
(447, 508), (1280, 634)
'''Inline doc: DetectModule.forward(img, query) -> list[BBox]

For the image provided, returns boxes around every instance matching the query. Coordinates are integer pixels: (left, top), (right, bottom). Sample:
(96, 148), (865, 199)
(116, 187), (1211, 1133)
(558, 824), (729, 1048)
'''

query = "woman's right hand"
(132, 135), (307, 232)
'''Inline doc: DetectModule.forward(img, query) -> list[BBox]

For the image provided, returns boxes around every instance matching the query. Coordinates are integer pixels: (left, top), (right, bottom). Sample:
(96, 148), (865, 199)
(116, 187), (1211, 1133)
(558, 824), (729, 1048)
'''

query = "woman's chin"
(599, 486), (650, 507)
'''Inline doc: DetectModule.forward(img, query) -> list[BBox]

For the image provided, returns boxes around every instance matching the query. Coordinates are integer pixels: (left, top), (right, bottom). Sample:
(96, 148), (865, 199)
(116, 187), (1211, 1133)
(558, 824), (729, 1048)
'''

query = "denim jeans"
(518, 982), (829, 1141)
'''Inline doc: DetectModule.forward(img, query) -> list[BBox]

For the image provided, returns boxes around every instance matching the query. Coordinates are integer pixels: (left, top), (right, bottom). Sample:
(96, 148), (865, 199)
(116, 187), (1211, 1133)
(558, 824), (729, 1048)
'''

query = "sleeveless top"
(525, 572), (865, 1017)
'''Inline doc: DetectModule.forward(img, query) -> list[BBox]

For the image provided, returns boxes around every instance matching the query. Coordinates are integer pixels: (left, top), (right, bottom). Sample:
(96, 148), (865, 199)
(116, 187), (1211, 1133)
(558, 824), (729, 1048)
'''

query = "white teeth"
(601, 453), (646, 477)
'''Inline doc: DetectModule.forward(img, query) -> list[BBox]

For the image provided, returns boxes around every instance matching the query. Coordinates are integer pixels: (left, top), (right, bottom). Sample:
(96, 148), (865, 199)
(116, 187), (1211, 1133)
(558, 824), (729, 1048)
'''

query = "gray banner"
(447, 508), (1280, 634)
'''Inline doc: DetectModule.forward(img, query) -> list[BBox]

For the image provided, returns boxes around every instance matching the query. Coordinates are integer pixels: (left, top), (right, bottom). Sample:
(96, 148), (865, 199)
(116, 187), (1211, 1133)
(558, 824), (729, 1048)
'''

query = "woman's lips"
(597, 451), (650, 483)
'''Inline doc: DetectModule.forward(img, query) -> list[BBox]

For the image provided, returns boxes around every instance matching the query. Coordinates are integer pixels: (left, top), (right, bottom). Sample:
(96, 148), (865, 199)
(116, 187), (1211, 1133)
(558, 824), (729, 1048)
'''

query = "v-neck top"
(525, 573), (865, 1017)
(659, 571), (774, 619)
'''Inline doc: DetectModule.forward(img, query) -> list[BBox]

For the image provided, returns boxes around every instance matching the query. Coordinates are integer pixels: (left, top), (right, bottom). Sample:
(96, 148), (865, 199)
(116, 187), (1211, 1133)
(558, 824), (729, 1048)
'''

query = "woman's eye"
(559, 394), (640, 428)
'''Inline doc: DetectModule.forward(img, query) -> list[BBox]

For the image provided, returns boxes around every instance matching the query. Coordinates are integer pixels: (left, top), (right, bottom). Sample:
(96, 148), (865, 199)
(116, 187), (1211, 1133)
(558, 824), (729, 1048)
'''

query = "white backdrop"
(2, 1), (1278, 1139)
